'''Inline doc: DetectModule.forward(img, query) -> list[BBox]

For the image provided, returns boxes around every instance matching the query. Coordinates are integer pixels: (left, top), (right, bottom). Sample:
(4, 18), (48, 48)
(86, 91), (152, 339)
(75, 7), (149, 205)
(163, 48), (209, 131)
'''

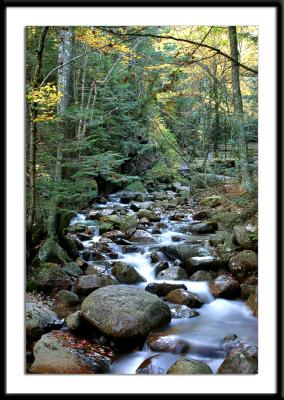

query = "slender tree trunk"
(48, 27), (73, 239)
(229, 26), (252, 187)
(27, 27), (49, 230)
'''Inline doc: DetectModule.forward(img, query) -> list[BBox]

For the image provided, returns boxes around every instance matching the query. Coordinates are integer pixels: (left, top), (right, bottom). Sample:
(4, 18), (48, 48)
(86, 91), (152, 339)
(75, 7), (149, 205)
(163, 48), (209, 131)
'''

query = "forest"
(26, 26), (258, 375)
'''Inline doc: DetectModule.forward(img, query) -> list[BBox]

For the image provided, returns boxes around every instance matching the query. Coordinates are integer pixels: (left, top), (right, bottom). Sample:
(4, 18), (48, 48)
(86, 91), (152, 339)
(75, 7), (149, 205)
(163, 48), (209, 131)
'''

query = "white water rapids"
(70, 200), (258, 374)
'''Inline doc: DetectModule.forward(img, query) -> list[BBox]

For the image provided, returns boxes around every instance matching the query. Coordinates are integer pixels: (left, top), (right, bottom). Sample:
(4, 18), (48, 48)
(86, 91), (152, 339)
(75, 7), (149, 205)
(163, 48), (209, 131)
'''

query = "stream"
(69, 193), (258, 374)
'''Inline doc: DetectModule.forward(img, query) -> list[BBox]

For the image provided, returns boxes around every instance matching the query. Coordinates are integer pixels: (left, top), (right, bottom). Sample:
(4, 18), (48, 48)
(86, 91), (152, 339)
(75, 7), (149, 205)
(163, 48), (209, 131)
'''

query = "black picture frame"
(3, 0), (283, 397)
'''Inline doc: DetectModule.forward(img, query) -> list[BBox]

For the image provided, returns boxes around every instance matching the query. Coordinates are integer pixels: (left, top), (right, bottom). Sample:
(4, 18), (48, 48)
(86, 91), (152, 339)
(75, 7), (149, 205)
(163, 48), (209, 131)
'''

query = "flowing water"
(70, 197), (258, 374)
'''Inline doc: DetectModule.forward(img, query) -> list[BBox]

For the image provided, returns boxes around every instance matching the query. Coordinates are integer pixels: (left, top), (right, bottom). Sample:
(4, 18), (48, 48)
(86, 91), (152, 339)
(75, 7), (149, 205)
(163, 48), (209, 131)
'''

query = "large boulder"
(34, 263), (72, 293)
(165, 289), (204, 308)
(217, 345), (258, 374)
(26, 303), (62, 339)
(145, 282), (187, 297)
(167, 359), (213, 374)
(75, 273), (118, 295)
(38, 239), (70, 264)
(81, 286), (171, 340)
(209, 275), (240, 299)
(229, 250), (258, 276)
(30, 331), (114, 374)
(156, 266), (188, 280)
(111, 262), (146, 284)
(129, 230), (157, 243)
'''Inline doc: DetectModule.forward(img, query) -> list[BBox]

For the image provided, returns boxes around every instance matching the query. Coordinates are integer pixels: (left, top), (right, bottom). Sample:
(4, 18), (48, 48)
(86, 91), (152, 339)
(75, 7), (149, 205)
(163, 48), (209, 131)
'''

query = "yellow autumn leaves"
(27, 83), (63, 123)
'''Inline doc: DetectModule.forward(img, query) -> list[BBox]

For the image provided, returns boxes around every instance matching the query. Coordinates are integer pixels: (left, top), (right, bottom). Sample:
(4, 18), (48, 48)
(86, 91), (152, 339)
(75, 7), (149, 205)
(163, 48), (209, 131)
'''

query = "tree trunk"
(229, 26), (252, 187)
(27, 27), (49, 230)
(48, 27), (73, 239)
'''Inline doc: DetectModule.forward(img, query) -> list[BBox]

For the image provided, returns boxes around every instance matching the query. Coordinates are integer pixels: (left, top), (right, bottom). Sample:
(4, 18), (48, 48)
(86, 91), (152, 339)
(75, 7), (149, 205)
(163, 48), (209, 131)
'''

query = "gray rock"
(81, 286), (171, 340)
(26, 303), (62, 339)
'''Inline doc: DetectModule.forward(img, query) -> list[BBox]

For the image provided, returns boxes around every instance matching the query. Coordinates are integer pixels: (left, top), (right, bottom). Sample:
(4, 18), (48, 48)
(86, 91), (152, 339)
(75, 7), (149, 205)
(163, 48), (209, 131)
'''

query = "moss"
(26, 279), (38, 292)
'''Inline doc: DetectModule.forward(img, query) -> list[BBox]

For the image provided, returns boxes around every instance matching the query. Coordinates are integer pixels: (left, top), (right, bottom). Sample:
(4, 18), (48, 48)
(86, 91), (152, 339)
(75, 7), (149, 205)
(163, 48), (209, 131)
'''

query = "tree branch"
(99, 27), (258, 75)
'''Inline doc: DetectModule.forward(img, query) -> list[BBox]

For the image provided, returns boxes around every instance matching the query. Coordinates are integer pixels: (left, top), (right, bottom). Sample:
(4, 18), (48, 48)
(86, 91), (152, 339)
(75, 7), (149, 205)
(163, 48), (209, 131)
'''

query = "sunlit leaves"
(27, 83), (63, 122)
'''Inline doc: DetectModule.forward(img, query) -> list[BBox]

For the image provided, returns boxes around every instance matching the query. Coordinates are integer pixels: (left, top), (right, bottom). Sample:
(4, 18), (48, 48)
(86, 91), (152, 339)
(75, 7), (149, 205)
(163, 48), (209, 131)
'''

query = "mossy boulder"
(34, 263), (72, 293)
(38, 239), (70, 265)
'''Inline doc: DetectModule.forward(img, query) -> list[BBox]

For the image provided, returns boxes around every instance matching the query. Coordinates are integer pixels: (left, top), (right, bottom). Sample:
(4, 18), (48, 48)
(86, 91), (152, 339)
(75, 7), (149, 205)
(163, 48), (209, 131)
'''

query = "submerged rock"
(81, 286), (171, 340)
(167, 359), (213, 374)
(30, 330), (114, 374)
